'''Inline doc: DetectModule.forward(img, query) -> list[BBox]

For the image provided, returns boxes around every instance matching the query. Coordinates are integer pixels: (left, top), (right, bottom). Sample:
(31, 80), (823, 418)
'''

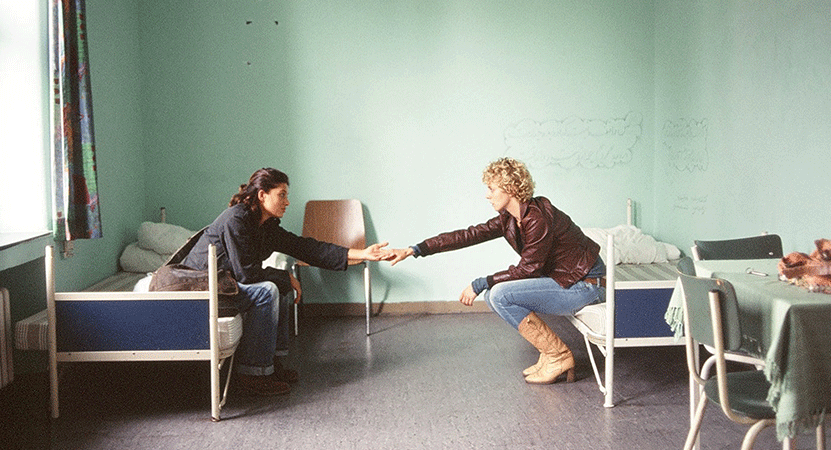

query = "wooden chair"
(292, 199), (373, 335)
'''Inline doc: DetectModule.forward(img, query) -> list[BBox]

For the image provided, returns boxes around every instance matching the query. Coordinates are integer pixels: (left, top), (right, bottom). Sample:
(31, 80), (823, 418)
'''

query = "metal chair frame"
(679, 270), (824, 450)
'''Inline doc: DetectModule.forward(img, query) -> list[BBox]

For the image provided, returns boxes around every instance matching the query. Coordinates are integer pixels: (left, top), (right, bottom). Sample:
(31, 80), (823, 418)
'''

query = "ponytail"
(230, 168), (290, 213)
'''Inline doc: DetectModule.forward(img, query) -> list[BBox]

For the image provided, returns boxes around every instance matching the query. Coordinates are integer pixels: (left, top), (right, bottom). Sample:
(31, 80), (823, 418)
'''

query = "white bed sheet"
(583, 225), (681, 265)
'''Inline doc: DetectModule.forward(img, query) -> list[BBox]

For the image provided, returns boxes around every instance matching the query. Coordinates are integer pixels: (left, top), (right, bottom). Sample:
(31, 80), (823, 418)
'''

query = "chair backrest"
(677, 256), (696, 276)
(301, 199), (366, 249)
(677, 272), (742, 351)
(692, 234), (783, 260)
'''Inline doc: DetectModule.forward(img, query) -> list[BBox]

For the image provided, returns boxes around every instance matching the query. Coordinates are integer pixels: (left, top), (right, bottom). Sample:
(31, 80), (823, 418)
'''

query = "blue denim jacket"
(180, 203), (348, 294)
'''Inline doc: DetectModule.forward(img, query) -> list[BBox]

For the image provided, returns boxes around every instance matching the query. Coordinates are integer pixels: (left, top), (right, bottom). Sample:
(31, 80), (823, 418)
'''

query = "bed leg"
(46, 245), (60, 419)
(49, 361), (59, 419)
(208, 245), (221, 422)
(603, 234), (615, 408)
(603, 346), (614, 408)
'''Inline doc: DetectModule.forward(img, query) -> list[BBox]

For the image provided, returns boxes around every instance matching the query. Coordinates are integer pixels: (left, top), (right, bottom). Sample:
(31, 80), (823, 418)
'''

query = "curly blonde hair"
(482, 157), (535, 203)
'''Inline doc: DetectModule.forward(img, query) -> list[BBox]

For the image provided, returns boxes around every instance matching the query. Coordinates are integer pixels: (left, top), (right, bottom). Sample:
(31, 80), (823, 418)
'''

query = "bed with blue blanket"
(43, 222), (243, 421)
(567, 199), (681, 408)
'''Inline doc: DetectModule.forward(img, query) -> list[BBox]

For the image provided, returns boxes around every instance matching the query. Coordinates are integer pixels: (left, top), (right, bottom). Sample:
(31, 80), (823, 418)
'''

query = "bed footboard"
(46, 244), (240, 421)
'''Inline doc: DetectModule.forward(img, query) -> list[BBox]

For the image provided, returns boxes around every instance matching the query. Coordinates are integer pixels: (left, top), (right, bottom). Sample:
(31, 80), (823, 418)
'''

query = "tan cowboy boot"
(522, 353), (545, 377)
(517, 312), (575, 384)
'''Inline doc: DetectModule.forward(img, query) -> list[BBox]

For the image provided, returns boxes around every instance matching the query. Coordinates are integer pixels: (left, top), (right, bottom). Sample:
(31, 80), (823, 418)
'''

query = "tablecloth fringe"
(664, 306), (684, 340)
(776, 410), (826, 442)
(767, 358), (827, 440)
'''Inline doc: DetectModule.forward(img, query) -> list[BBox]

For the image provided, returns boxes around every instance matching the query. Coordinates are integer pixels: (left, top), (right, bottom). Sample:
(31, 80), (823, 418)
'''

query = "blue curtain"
(51, 0), (102, 241)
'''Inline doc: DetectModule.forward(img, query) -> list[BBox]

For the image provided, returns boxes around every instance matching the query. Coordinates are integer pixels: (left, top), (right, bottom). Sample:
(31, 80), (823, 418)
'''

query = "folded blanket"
(137, 222), (195, 255)
(583, 225), (681, 265)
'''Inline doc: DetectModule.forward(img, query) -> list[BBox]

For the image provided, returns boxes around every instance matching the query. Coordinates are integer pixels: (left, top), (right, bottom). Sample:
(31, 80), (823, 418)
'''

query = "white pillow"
(119, 242), (169, 272)
(137, 221), (194, 255)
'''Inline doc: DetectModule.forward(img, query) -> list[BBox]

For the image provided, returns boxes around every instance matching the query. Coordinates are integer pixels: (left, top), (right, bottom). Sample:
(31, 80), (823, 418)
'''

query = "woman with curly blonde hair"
(388, 157), (604, 384)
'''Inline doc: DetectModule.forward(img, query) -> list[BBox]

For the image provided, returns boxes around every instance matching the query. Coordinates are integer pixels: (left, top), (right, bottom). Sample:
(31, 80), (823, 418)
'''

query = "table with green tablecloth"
(665, 259), (831, 440)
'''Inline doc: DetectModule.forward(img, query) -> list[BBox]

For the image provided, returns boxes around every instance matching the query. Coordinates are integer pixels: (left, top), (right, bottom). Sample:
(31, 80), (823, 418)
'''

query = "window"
(0, 2), (49, 237)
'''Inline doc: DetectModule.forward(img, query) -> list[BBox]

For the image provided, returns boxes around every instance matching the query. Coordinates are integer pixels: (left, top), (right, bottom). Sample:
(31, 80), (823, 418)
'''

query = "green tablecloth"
(665, 259), (831, 440)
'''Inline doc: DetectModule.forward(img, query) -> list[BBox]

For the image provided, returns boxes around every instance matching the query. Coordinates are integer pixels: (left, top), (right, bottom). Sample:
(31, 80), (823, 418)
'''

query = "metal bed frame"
(46, 244), (240, 421)
(567, 200), (681, 407)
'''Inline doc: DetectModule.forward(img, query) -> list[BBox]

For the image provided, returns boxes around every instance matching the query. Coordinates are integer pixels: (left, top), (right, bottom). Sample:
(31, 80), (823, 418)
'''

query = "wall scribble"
(662, 118), (708, 172)
(504, 112), (642, 169)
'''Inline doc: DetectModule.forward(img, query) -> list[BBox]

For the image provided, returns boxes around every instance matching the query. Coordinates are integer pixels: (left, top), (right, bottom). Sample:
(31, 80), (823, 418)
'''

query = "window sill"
(0, 231), (52, 271)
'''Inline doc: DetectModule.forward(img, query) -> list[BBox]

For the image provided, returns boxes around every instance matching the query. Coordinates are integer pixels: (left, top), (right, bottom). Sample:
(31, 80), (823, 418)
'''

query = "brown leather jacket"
(415, 197), (600, 289)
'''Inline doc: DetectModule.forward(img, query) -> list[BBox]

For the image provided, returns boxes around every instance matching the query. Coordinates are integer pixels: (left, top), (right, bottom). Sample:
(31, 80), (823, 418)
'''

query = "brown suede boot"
(517, 312), (575, 384)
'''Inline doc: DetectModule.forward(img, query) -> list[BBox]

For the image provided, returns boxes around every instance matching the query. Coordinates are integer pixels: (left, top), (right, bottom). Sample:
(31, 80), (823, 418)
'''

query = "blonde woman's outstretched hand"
(388, 247), (415, 266)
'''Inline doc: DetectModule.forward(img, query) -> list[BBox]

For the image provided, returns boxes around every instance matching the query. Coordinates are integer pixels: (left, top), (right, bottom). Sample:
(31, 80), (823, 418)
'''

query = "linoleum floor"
(1, 313), (821, 449)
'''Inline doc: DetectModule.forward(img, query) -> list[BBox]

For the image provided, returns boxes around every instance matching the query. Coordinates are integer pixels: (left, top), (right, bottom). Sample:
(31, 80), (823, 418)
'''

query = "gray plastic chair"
(677, 256), (696, 277)
(691, 234), (783, 261)
(678, 271), (824, 450)
(689, 236), (783, 369)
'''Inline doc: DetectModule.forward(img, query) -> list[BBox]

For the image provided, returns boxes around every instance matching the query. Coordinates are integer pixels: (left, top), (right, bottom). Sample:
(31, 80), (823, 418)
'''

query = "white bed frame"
(46, 244), (239, 421)
(567, 199), (681, 407)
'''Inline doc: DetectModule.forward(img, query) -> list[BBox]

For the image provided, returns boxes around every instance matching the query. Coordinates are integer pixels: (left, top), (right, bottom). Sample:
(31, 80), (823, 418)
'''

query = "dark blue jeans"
(233, 281), (292, 376)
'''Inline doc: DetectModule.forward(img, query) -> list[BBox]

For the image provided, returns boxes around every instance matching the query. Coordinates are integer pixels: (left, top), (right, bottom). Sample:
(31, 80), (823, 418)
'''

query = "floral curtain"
(51, 0), (101, 241)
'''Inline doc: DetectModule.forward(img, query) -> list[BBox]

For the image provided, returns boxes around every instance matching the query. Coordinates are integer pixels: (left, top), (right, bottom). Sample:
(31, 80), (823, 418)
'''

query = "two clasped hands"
(291, 242), (477, 306)
(373, 243), (479, 306)
(353, 242), (410, 266)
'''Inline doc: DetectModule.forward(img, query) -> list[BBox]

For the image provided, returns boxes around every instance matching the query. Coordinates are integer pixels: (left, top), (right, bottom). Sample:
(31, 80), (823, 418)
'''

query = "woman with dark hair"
(388, 158), (604, 385)
(181, 168), (392, 396)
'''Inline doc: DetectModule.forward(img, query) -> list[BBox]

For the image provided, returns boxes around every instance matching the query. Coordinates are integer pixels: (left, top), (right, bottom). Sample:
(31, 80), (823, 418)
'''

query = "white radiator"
(0, 288), (12, 389)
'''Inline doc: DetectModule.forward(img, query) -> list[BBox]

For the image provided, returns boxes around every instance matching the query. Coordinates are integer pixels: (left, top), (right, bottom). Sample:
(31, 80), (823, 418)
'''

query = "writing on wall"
(662, 118), (708, 172)
(674, 195), (708, 216)
(504, 112), (642, 169)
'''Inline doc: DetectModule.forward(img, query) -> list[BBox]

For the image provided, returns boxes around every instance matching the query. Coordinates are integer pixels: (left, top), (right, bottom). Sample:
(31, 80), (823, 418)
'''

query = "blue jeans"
(481, 260), (606, 329)
(233, 281), (293, 376)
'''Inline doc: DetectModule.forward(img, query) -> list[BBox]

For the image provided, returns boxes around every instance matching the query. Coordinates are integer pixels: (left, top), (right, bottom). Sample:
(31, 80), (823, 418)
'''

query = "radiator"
(0, 288), (12, 389)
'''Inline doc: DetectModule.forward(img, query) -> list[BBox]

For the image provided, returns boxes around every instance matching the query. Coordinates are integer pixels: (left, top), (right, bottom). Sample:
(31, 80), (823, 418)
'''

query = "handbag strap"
(162, 226), (208, 266)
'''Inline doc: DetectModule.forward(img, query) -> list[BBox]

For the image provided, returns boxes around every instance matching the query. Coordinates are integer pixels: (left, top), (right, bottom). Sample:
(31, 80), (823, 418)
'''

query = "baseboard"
(301, 300), (491, 317)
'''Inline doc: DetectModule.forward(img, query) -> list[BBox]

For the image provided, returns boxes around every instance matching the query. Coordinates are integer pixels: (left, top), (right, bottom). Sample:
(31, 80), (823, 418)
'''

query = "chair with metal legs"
(677, 269), (824, 450)
(689, 234), (783, 369)
(292, 199), (373, 335)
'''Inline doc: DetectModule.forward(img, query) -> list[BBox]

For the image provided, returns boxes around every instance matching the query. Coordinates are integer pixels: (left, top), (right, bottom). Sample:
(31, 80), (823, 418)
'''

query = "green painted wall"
(137, 0), (656, 303)
(654, 1), (831, 254)
(8, 1), (831, 368)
